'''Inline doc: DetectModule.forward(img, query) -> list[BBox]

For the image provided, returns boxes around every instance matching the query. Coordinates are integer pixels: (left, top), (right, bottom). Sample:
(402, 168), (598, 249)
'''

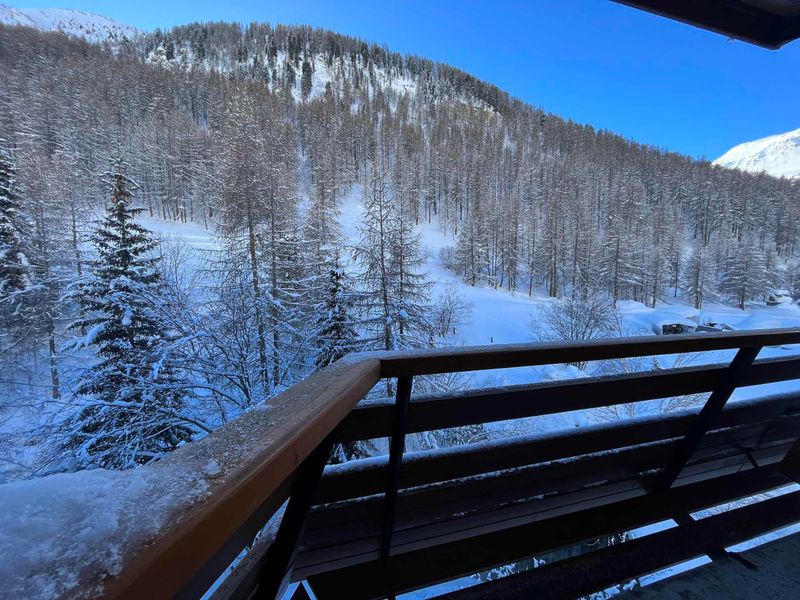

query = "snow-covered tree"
(683, 244), (715, 309)
(314, 266), (360, 369)
(530, 292), (619, 370)
(213, 87), (301, 394)
(431, 283), (473, 338)
(0, 145), (61, 403)
(66, 169), (193, 469)
(353, 165), (431, 354)
(721, 239), (772, 309)
(0, 146), (32, 304)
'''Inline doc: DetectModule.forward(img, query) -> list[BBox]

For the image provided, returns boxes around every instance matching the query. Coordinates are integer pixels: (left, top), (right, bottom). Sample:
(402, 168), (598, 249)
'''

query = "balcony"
(53, 328), (800, 598)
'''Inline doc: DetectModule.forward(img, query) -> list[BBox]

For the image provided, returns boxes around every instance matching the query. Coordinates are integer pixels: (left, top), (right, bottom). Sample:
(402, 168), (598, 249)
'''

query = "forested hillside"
(1, 21), (798, 477)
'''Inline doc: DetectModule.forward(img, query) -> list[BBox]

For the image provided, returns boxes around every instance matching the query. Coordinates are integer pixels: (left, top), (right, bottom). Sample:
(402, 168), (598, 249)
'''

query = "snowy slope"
(320, 187), (800, 401)
(714, 128), (800, 179)
(0, 3), (140, 43)
(132, 195), (800, 440)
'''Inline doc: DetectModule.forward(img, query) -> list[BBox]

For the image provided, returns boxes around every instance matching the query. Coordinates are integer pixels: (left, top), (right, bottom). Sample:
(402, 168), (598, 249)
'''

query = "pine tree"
(388, 188), (432, 348)
(314, 264), (368, 465)
(0, 146), (31, 301)
(315, 266), (360, 369)
(214, 88), (301, 393)
(721, 239), (772, 310)
(67, 168), (193, 469)
(683, 244), (714, 309)
(301, 59), (313, 100)
(353, 165), (431, 355)
(0, 144), (41, 365)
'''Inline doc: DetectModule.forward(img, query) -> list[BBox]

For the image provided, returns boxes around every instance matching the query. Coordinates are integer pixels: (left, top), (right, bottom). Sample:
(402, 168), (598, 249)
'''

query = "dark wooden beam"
(380, 376), (413, 560)
(307, 466), (790, 599)
(655, 345), (762, 491)
(377, 329), (800, 377)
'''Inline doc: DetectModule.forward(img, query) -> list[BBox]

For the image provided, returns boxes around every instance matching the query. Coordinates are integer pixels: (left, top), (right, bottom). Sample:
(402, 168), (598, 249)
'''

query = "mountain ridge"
(714, 128), (800, 179)
(0, 3), (140, 43)
(2, 3), (796, 180)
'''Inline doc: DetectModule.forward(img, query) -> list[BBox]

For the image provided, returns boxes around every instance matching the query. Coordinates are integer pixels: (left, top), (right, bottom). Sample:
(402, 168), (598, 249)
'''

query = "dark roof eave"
(614, 0), (800, 49)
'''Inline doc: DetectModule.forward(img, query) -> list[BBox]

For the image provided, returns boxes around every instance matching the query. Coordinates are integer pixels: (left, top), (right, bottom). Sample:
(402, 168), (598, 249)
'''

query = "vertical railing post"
(380, 376), (413, 561)
(253, 434), (335, 600)
(654, 345), (762, 492)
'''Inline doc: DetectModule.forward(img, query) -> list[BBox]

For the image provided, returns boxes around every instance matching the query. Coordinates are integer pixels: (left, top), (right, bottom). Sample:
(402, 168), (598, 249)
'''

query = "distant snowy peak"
(714, 128), (800, 179)
(0, 3), (140, 44)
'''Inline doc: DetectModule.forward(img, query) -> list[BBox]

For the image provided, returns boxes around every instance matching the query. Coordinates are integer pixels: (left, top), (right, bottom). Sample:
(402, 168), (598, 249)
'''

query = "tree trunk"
(246, 201), (270, 392)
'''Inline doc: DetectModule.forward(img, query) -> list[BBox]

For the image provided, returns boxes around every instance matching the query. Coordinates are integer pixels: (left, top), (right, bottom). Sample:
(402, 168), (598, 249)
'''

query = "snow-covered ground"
(137, 187), (800, 400)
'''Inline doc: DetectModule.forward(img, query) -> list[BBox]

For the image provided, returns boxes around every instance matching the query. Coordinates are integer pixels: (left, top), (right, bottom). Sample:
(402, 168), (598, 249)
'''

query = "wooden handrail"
(376, 328), (800, 376)
(95, 328), (800, 599)
(101, 357), (381, 600)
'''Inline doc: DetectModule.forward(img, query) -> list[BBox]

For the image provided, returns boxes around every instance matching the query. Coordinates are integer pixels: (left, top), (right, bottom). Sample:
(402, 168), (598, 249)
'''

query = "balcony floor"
(627, 530), (800, 598)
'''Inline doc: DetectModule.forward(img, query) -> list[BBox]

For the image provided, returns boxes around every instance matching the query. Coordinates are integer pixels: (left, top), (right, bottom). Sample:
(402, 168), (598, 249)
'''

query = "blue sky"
(11, 0), (800, 159)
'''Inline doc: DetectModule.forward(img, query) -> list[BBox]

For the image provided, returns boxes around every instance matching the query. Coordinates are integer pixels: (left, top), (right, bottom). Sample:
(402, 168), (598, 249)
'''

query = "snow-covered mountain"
(0, 3), (139, 44)
(714, 127), (800, 179)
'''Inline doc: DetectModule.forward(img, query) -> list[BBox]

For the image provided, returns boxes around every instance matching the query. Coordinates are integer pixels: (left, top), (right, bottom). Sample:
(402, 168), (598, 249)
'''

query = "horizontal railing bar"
(375, 328), (800, 377)
(310, 417), (798, 535)
(335, 355), (800, 442)
(305, 466), (791, 598)
(317, 393), (800, 504)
